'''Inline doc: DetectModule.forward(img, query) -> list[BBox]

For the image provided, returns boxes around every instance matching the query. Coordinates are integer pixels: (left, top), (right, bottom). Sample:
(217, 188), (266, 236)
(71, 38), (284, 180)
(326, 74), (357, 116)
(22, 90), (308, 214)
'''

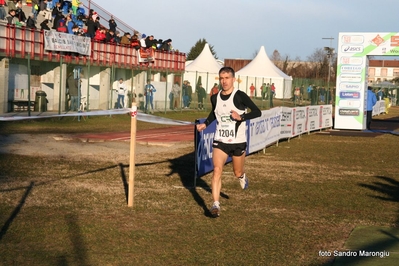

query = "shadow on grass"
(166, 151), (229, 218)
(118, 150), (230, 218)
(61, 213), (89, 266)
(0, 181), (34, 242)
(320, 176), (399, 265)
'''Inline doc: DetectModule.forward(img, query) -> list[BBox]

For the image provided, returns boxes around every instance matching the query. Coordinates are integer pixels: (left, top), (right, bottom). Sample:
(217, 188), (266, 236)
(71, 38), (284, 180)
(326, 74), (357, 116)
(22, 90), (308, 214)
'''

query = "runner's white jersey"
(214, 88), (246, 144)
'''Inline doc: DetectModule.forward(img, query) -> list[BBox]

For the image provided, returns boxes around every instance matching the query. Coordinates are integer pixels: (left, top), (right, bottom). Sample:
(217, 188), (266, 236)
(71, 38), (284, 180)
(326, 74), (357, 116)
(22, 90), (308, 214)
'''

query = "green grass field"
(0, 107), (398, 265)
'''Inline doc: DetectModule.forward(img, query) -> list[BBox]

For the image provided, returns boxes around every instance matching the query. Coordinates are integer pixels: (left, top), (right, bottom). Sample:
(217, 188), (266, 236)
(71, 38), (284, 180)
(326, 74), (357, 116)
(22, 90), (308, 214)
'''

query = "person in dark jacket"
(40, 19), (51, 31)
(26, 12), (36, 29)
(108, 17), (117, 33)
(85, 16), (96, 38)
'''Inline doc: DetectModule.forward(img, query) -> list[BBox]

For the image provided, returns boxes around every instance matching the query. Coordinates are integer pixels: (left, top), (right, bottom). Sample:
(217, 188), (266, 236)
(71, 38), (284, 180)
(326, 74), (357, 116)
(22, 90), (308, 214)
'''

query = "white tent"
(184, 43), (223, 92)
(236, 46), (292, 99)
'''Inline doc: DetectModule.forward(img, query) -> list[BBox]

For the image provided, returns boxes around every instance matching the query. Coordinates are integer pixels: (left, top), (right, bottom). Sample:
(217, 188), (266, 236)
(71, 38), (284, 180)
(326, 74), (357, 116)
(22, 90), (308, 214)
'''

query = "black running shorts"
(212, 141), (247, 157)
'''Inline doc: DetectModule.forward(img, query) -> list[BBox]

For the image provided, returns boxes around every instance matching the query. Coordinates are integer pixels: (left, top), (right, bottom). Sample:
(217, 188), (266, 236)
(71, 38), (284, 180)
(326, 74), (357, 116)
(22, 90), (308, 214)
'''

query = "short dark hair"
(219, 66), (235, 77)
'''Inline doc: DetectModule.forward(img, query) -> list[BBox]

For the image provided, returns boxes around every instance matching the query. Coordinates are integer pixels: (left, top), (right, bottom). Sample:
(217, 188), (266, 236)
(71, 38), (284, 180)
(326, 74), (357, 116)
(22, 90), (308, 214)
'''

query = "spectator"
(15, 0), (27, 23)
(210, 83), (219, 98)
(52, 12), (64, 30)
(366, 86), (377, 130)
(105, 29), (115, 43)
(40, 19), (51, 31)
(7, 0), (17, 12)
(182, 80), (189, 108)
(116, 78), (127, 109)
(66, 15), (75, 34)
(0, 0), (7, 21)
(56, 20), (68, 33)
(139, 33), (146, 47)
(94, 16), (101, 32)
(52, 1), (62, 23)
(26, 13), (37, 29)
(114, 31), (121, 44)
(144, 79), (156, 114)
(260, 83), (267, 101)
(71, 0), (81, 16)
(6, 9), (22, 26)
(145, 35), (156, 49)
(39, 0), (52, 21)
(31, 0), (39, 21)
(197, 83), (206, 110)
(67, 72), (79, 111)
(159, 39), (172, 51)
(307, 84), (313, 101)
(130, 34), (140, 50)
(270, 83), (276, 107)
(249, 83), (255, 98)
(109, 17), (117, 33)
(85, 16), (96, 38)
(186, 81), (193, 108)
(319, 86), (326, 103)
(171, 82), (181, 109)
(91, 10), (98, 21)
(93, 27), (106, 42)
(120, 32), (131, 45)
(71, 24), (81, 35)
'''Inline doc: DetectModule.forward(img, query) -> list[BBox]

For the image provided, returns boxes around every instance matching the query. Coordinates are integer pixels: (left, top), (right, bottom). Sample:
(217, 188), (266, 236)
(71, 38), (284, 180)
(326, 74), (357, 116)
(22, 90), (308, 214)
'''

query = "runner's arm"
(235, 91), (261, 120)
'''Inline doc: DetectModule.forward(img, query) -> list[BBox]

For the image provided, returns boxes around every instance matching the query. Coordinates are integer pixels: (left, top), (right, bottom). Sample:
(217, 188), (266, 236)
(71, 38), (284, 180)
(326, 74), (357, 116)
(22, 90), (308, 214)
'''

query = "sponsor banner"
(335, 32), (399, 130)
(321, 105), (333, 128)
(292, 107), (307, 137)
(43, 30), (91, 56)
(247, 107), (281, 153)
(195, 119), (220, 177)
(306, 106), (321, 131)
(280, 107), (293, 139)
(195, 105), (333, 178)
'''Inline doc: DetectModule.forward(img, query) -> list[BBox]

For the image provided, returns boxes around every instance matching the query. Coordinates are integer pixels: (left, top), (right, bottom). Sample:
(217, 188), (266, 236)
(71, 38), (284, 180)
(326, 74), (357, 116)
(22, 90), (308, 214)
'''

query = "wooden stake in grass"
(128, 103), (138, 207)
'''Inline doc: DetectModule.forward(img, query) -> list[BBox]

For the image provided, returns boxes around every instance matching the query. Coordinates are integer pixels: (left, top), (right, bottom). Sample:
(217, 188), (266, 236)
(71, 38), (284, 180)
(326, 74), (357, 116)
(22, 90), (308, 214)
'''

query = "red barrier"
(1, 25), (185, 72)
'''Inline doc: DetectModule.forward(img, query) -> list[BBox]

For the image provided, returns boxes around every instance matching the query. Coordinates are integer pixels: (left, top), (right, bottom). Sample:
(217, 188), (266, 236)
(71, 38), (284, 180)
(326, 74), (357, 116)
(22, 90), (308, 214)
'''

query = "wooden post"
(128, 102), (138, 207)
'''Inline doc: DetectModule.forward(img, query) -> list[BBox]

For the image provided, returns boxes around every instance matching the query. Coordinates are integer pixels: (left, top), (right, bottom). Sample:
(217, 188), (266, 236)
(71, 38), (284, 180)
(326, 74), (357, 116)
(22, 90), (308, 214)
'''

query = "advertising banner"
(280, 107), (293, 139)
(335, 32), (399, 130)
(195, 105), (332, 178)
(43, 30), (91, 56)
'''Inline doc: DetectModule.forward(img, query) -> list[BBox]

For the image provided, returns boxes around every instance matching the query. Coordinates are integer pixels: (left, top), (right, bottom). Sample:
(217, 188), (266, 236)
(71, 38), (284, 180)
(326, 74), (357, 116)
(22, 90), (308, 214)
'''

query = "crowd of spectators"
(3, 0), (174, 53)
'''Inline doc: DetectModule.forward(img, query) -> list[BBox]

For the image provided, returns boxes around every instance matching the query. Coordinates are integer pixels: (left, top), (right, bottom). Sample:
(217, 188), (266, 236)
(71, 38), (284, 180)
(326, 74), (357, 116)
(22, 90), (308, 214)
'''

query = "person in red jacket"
(94, 27), (106, 42)
(56, 20), (68, 33)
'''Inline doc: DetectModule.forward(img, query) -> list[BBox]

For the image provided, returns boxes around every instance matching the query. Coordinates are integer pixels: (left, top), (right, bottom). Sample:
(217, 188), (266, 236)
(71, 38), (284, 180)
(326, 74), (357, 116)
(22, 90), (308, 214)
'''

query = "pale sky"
(91, 0), (398, 61)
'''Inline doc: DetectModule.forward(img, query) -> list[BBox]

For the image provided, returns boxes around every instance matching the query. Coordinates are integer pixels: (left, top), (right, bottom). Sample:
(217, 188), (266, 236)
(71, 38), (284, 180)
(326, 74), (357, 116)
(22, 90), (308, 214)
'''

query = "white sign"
(335, 32), (399, 130)
(43, 30), (91, 56)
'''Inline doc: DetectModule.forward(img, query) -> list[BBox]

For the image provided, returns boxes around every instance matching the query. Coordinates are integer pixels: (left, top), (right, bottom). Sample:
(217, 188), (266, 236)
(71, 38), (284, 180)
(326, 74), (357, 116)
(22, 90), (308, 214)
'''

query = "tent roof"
(185, 43), (222, 73)
(236, 46), (292, 80)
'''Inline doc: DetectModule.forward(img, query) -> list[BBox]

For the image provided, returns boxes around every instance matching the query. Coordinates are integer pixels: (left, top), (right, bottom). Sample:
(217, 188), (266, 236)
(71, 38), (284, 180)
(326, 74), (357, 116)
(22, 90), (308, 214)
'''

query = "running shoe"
(239, 174), (248, 190)
(210, 204), (220, 218)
